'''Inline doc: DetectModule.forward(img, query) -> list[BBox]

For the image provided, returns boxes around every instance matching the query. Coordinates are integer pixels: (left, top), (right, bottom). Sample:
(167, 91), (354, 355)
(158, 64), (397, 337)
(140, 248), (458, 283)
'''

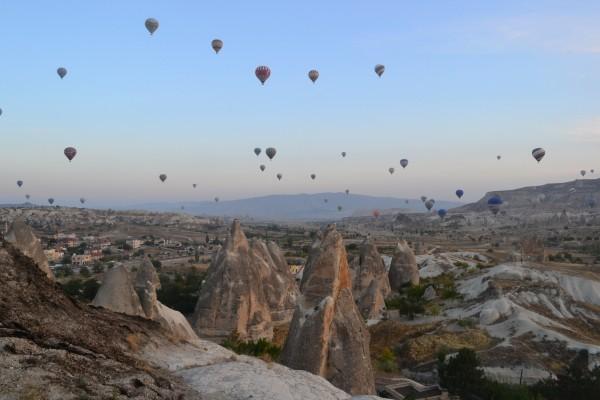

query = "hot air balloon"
(159, 174), (167, 182)
(388, 167), (395, 175)
(181, 205), (185, 210)
(421, 196), (427, 203)
(193, 184), (197, 188)
(48, 198), (54, 205)
(255, 66), (271, 85)
(345, 189), (349, 195)
(64, 147), (77, 162)
(324, 198), (328, 203)
(80, 198), (85, 204)
(405, 200), (409, 204)
(581, 170), (587, 177)
(145, 18), (159, 35)
(254, 147), (261, 156)
(341, 152), (346, 158)
(276, 173), (283, 181)
(310, 174), (316, 180)
(438, 209), (447, 219)
(0, 108), (3, 116)
(400, 159), (408, 168)
(532, 148), (546, 163)
(308, 69), (319, 83)
(374, 64), (385, 77)
(57, 67), (67, 79)
(373, 209), (380, 218)
(456, 189), (464, 199)
(260, 164), (266, 172)
(25, 194), (30, 200)
(211, 39), (223, 53)
(591, 169), (595, 174)
(266, 147), (277, 160)
(497, 155), (501, 160)
(425, 199), (435, 211)
(337, 205), (343, 212)
(214, 197), (219, 203)
(487, 195), (503, 215)
(16, 180), (23, 188)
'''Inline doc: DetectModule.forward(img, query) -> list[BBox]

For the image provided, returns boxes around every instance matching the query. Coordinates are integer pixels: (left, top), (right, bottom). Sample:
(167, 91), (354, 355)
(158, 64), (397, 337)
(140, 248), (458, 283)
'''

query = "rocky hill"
(454, 178), (600, 214)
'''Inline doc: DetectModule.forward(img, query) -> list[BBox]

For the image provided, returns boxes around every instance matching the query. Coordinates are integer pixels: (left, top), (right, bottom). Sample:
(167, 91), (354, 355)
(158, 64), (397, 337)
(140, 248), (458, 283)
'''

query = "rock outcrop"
(93, 260), (197, 341)
(92, 265), (145, 317)
(281, 225), (375, 395)
(388, 240), (419, 291)
(350, 239), (391, 320)
(4, 217), (53, 280)
(192, 220), (298, 340)
(1, 235), (382, 400)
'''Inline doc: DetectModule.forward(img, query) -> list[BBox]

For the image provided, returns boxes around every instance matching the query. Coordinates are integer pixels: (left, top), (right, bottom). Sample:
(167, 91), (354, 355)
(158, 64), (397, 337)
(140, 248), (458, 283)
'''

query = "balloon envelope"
(211, 39), (223, 53)
(254, 147), (261, 156)
(373, 209), (380, 218)
(581, 170), (587, 177)
(400, 159), (408, 168)
(64, 147), (77, 162)
(255, 66), (271, 85)
(57, 67), (67, 79)
(388, 167), (395, 175)
(308, 69), (319, 83)
(145, 18), (159, 35)
(456, 189), (464, 199)
(421, 196), (427, 203)
(425, 199), (435, 211)
(532, 147), (546, 162)
(438, 209), (447, 218)
(345, 189), (349, 195)
(159, 174), (167, 182)
(48, 198), (54, 205)
(260, 164), (266, 172)
(374, 64), (385, 77)
(310, 174), (316, 180)
(80, 198), (85, 204)
(487, 195), (503, 215)
(16, 180), (23, 187)
(341, 152), (346, 158)
(276, 173), (282, 180)
(266, 147), (277, 160)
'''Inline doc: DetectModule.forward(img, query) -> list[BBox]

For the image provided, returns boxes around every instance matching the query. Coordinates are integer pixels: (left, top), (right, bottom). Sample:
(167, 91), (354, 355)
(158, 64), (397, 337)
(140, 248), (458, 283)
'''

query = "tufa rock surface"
(93, 259), (197, 341)
(281, 225), (375, 395)
(4, 217), (53, 280)
(192, 220), (297, 340)
(350, 239), (391, 320)
(388, 240), (419, 291)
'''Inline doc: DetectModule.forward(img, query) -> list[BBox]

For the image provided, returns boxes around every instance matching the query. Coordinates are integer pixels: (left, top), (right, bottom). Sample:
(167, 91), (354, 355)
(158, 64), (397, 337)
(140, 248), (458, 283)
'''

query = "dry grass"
(401, 329), (492, 364)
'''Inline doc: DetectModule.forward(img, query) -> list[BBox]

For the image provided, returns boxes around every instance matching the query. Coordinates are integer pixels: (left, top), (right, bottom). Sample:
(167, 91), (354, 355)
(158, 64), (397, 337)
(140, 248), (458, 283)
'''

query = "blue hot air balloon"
(438, 209), (447, 219)
(456, 189), (464, 199)
(487, 195), (503, 215)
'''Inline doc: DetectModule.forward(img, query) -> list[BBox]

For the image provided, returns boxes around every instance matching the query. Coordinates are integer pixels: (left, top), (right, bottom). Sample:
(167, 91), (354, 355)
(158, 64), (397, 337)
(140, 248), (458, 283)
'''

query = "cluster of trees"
(61, 278), (100, 302)
(156, 270), (205, 315)
(222, 332), (281, 362)
(438, 348), (600, 400)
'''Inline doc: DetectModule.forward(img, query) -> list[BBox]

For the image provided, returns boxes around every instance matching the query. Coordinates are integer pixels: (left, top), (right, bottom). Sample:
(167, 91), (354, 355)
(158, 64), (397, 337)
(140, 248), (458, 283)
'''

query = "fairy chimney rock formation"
(93, 261), (197, 341)
(388, 240), (419, 291)
(92, 265), (145, 317)
(192, 220), (297, 340)
(350, 239), (391, 320)
(4, 217), (53, 280)
(281, 224), (375, 395)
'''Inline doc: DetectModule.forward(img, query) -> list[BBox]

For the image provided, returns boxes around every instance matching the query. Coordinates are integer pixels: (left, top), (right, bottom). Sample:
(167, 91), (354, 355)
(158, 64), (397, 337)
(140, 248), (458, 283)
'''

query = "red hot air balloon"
(64, 147), (77, 162)
(255, 66), (271, 85)
(373, 209), (380, 218)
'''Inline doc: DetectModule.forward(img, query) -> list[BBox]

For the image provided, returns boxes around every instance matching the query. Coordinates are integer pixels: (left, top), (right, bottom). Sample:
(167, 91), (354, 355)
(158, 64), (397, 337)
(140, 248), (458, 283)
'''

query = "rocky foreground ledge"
(0, 239), (381, 399)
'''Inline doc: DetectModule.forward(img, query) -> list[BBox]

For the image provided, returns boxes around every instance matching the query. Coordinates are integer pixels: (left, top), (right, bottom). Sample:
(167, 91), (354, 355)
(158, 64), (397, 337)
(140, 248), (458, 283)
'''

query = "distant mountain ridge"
(454, 178), (600, 213)
(130, 193), (462, 221)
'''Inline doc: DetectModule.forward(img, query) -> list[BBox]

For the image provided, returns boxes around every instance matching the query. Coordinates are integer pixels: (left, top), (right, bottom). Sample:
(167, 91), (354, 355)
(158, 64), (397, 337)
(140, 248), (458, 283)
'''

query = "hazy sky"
(1, 0), (600, 207)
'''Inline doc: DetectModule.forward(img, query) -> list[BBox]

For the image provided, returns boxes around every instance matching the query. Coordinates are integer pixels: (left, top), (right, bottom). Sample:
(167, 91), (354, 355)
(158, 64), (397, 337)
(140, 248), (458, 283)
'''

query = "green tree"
(438, 348), (485, 398)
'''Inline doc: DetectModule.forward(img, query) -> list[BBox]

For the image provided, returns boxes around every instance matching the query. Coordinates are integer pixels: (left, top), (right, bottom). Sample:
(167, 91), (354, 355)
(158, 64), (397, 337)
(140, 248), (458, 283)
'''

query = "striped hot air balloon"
(532, 147), (546, 163)
(211, 39), (223, 53)
(255, 66), (271, 85)
(374, 64), (385, 77)
(308, 69), (319, 83)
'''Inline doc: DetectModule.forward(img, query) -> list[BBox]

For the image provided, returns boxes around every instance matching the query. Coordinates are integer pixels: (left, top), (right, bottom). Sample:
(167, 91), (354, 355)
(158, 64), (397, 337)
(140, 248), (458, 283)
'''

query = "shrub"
(377, 347), (398, 372)
(222, 333), (281, 361)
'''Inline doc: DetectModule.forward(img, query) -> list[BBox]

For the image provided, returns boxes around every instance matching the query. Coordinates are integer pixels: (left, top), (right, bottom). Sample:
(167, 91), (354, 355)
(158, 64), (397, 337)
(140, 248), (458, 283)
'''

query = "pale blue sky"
(1, 1), (600, 207)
